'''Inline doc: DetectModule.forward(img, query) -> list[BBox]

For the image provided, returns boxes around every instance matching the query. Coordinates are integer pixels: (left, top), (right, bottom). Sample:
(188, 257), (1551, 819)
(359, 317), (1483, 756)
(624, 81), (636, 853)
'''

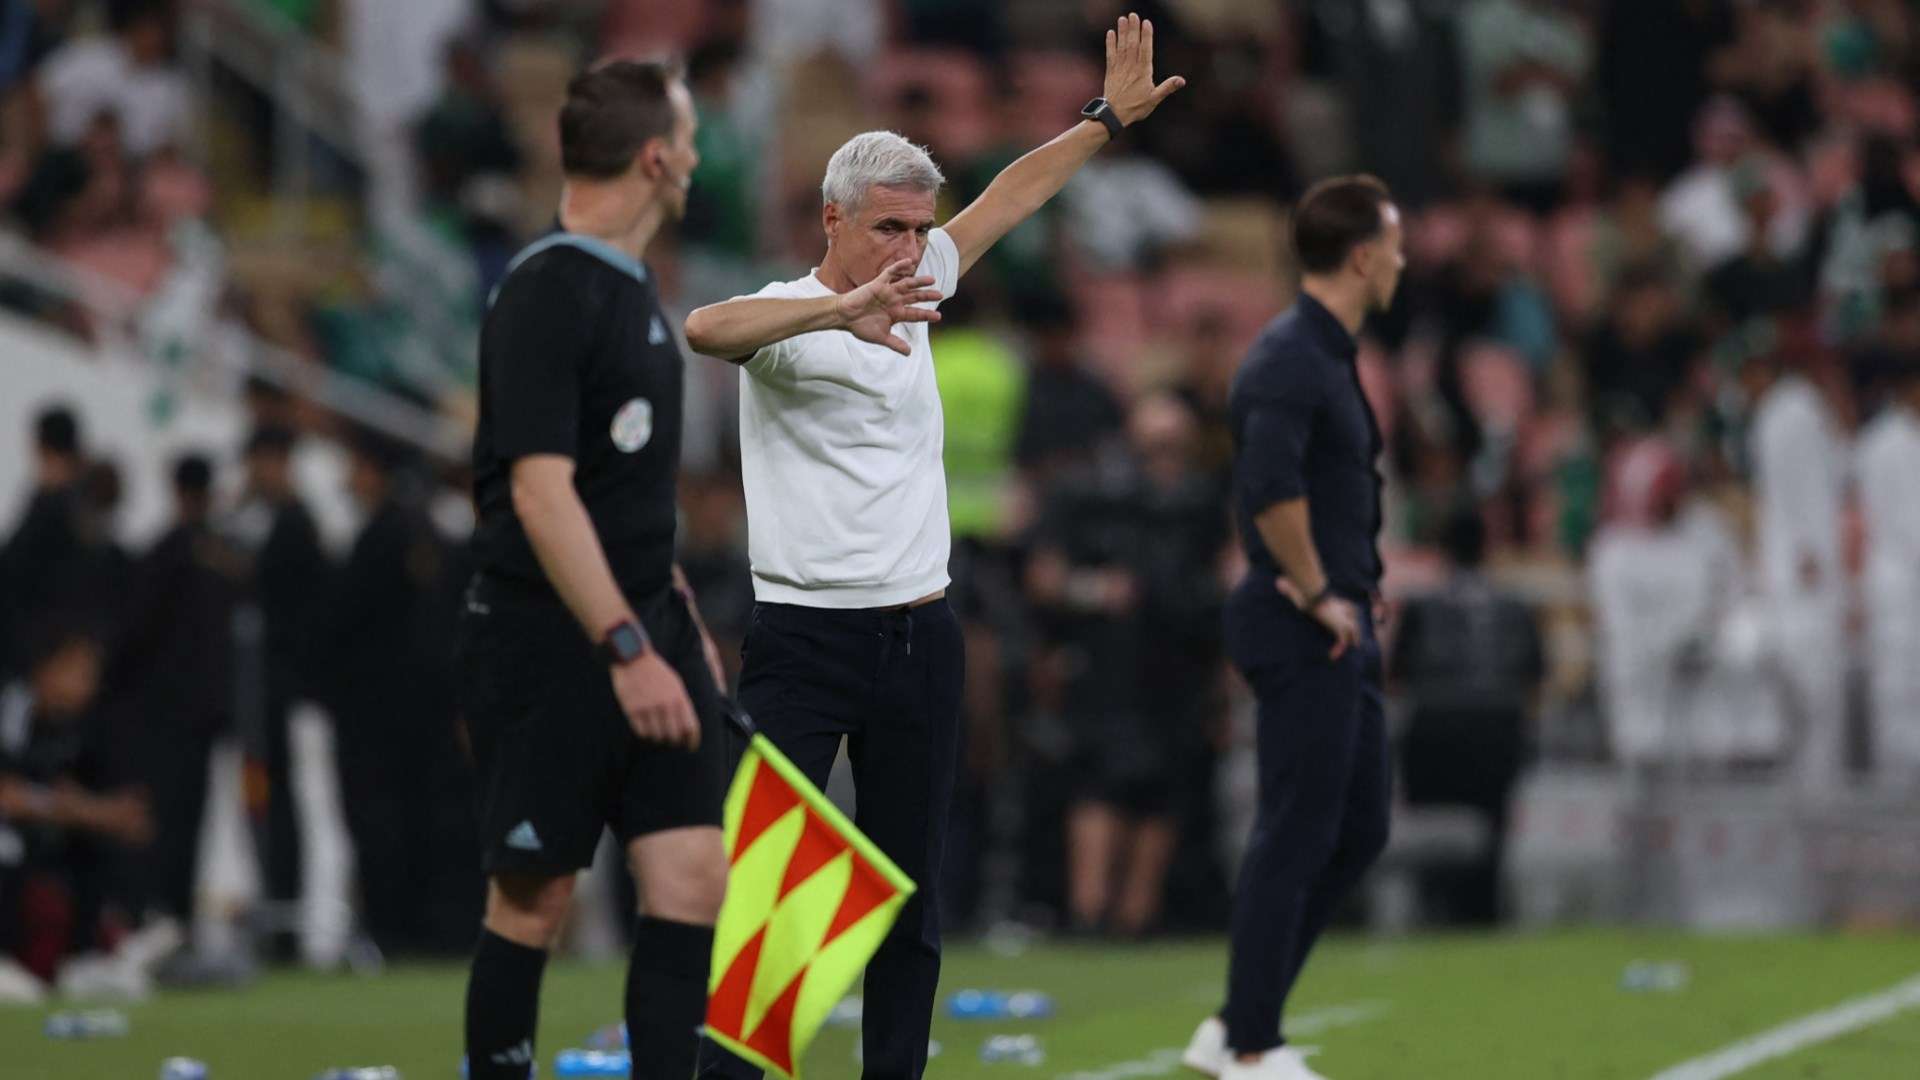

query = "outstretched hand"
(836, 259), (944, 355)
(1103, 12), (1186, 127)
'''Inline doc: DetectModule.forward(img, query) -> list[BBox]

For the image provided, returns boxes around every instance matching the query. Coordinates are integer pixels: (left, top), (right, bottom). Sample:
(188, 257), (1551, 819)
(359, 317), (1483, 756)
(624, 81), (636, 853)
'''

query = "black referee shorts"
(455, 573), (728, 875)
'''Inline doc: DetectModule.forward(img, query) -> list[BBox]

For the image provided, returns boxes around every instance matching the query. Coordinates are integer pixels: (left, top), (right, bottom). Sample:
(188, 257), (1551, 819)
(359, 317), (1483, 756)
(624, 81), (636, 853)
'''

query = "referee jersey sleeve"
(485, 258), (595, 460)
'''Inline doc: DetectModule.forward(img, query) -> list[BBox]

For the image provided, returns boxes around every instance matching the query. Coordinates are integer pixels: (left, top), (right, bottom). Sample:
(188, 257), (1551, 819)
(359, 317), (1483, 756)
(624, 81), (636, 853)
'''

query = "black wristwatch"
(1081, 97), (1125, 140)
(598, 619), (651, 666)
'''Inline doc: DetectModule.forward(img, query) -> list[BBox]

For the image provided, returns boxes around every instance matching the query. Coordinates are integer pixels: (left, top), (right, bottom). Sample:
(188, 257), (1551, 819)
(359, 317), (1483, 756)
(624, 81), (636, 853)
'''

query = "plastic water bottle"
(1004, 991), (1055, 1020)
(584, 1022), (627, 1051)
(553, 1048), (630, 1076)
(312, 1069), (401, 1080)
(1620, 960), (1690, 993)
(979, 1034), (1046, 1065)
(159, 1058), (209, 1080)
(946, 989), (1009, 1020)
(45, 1010), (131, 1039)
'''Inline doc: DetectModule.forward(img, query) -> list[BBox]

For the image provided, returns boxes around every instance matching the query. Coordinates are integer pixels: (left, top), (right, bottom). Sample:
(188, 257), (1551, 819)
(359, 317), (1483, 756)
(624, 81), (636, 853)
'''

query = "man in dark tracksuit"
(1184, 176), (1406, 1080)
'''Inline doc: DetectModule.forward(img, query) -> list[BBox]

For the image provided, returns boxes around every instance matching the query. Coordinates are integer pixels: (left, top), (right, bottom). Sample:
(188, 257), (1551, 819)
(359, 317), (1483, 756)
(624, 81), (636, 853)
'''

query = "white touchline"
(1055, 1002), (1392, 1080)
(1648, 972), (1920, 1080)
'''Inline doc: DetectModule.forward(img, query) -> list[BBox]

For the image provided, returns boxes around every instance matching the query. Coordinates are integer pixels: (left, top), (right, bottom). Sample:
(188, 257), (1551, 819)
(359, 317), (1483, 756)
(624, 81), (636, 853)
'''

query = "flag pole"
(724, 699), (758, 740)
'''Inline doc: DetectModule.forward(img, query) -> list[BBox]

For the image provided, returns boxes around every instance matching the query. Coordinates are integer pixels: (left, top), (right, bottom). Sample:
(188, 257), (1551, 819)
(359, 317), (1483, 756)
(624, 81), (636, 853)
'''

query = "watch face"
(608, 624), (644, 662)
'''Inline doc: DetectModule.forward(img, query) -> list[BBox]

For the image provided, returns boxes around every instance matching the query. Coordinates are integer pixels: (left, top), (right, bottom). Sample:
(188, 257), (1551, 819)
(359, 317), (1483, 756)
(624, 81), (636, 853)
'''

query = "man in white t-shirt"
(685, 15), (1183, 1079)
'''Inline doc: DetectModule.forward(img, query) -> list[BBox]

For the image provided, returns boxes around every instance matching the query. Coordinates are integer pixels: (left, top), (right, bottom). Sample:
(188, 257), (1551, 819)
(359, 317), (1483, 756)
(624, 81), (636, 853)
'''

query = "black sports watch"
(598, 619), (651, 666)
(1081, 97), (1125, 140)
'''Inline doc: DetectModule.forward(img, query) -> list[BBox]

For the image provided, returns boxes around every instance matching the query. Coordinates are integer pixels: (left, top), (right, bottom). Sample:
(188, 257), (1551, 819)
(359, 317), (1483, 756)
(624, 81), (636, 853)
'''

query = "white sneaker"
(0, 958), (48, 1005)
(56, 952), (151, 1001)
(1181, 1016), (1229, 1076)
(1220, 1045), (1328, 1080)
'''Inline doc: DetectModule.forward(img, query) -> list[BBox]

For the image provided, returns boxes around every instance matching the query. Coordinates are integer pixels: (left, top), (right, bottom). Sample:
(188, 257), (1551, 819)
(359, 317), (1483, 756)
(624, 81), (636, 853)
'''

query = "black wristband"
(1306, 585), (1337, 610)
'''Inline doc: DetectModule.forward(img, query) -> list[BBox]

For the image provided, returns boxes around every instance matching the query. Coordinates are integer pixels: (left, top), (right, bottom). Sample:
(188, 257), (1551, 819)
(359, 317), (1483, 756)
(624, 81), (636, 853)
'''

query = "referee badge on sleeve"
(611, 397), (654, 453)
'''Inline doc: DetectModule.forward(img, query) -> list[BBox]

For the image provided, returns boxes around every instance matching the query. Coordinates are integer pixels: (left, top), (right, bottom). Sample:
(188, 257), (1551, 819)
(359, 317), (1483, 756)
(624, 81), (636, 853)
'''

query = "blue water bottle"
(159, 1058), (209, 1080)
(980, 1034), (1046, 1065)
(1005, 991), (1055, 1020)
(946, 989), (1009, 1020)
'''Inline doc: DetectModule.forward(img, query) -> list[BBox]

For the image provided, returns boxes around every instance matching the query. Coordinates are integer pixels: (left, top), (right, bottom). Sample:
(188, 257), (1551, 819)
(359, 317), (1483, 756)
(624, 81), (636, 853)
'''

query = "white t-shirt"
(735, 227), (960, 608)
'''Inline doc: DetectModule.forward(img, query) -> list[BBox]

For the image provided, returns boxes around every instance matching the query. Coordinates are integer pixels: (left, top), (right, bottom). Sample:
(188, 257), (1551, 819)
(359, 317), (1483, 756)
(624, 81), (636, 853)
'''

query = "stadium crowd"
(2, 0), (1919, 993)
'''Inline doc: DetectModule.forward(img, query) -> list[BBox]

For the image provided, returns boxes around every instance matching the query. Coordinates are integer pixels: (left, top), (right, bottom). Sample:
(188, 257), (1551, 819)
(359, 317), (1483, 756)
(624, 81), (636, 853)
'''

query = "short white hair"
(821, 131), (944, 212)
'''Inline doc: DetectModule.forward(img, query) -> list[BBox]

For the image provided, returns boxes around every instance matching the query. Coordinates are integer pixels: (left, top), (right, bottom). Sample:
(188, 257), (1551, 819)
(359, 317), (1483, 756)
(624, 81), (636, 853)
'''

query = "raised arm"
(685, 259), (946, 361)
(944, 12), (1185, 277)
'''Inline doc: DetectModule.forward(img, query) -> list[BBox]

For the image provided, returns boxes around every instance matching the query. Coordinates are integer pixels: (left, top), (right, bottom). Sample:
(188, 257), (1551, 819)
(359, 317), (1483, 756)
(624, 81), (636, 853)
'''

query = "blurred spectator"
(1391, 506), (1544, 923)
(68, 457), (133, 630)
(113, 453), (234, 925)
(226, 425), (328, 949)
(680, 40), (757, 261)
(1303, 0), (1463, 209)
(37, 0), (188, 158)
(412, 29), (524, 295)
(1813, 134), (1920, 341)
(1062, 126), (1201, 272)
(1747, 343), (1849, 793)
(1848, 284), (1920, 411)
(320, 430), (473, 955)
(1026, 393), (1225, 936)
(1660, 97), (1811, 274)
(935, 295), (1026, 545)
(674, 471), (752, 687)
(1595, 0), (1735, 182)
(1588, 437), (1745, 771)
(0, 404), (84, 678)
(1011, 288), (1122, 484)
(1456, 0), (1590, 213)
(1701, 158), (1816, 333)
(1856, 355), (1920, 785)
(1717, 0), (1823, 152)
(1582, 264), (1704, 444)
(0, 620), (150, 985)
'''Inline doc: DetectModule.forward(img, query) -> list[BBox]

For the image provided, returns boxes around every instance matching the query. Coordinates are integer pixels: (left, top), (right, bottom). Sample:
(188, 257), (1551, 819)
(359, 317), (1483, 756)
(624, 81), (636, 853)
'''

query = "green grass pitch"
(5, 930), (1918, 1078)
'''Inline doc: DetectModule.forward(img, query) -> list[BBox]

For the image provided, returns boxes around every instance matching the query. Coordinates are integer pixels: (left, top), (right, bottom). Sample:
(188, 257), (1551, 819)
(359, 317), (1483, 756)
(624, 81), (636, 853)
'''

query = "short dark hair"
(173, 453), (213, 496)
(559, 60), (683, 179)
(1292, 174), (1394, 275)
(34, 405), (81, 457)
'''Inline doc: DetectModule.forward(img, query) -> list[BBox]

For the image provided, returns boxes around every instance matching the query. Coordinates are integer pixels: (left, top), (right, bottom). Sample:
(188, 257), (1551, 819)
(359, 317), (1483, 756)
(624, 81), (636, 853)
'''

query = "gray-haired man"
(685, 15), (1182, 1079)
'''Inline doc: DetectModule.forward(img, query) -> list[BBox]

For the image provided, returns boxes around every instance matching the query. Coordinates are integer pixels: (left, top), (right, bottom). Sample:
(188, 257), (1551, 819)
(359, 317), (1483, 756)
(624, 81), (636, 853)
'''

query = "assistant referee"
(1182, 176), (1405, 1080)
(456, 61), (729, 1080)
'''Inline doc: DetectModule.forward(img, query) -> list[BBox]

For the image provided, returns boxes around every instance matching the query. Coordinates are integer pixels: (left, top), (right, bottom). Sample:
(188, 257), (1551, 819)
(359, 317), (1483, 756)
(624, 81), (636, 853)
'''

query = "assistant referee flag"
(705, 722), (915, 1079)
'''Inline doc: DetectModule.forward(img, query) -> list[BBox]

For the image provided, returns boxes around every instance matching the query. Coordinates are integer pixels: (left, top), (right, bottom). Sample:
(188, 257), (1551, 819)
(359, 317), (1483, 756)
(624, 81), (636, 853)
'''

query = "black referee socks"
(626, 916), (714, 1080)
(466, 929), (547, 1080)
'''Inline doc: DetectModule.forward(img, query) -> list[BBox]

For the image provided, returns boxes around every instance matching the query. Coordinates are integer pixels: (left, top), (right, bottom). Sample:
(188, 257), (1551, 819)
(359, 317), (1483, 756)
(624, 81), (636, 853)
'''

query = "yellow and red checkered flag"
(705, 715), (915, 1080)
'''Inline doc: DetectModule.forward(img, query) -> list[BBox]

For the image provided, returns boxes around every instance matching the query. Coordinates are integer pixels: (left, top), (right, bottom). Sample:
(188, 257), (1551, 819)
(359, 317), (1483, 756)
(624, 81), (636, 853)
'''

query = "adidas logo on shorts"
(505, 821), (543, 852)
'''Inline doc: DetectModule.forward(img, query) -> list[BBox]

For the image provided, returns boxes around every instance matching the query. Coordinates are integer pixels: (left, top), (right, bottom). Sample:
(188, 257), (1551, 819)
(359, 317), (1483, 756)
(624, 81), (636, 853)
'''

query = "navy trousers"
(697, 599), (964, 1080)
(1220, 578), (1391, 1054)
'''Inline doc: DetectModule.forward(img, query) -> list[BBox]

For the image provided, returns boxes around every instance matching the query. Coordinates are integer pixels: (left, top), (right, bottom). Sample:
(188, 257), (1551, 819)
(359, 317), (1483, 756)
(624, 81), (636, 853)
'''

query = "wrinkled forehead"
(851, 184), (937, 227)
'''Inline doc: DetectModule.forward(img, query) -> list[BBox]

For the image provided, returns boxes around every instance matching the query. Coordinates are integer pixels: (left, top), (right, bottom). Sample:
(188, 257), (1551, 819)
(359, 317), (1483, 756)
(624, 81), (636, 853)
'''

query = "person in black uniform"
(456, 60), (728, 1080)
(1027, 393), (1227, 938)
(1391, 507), (1544, 924)
(230, 425), (327, 948)
(1, 406), (86, 679)
(1184, 176), (1405, 1080)
(113, 454), (235, 926)
(322, 429), (462, 955)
